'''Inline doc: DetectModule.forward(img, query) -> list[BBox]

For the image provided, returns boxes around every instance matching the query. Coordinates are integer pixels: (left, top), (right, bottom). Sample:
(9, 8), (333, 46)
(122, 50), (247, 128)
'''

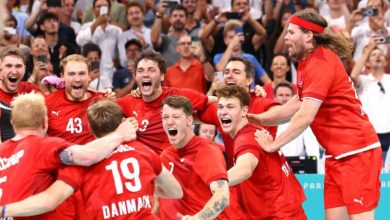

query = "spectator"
(82, 43), (112, 91)
(263, 54), (297, 99)
(181, 0), (201, 37)
(77, 0), (122, 83)
(113, 39), (140, 98)
(351, 37), (390, 163)
(200, 0), (267, 59)
(82, 0), (127, 30)
(274, 82), (321, 158)
(27, 60), (54, 94)
(213, 21), (271, 85)
(117, 1), (153, 68)
(24, 36), (50, 80)
(25, 0), (77, 50)
(165, 35), (213, 93)
(151, 4), (188, 67)
(59, 0), (81, 34)
(37, 12), (77, 75)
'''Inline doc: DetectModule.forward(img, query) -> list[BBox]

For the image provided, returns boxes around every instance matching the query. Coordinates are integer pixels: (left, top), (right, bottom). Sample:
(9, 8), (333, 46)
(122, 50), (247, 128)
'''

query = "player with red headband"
(249, 8), (382, 220)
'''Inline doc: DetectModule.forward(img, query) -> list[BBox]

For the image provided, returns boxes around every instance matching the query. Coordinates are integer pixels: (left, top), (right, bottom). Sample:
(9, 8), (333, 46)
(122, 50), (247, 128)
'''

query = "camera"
(226, 12), (242, 20)
(377, 36), (390, 44)
(361, 8), (379, 17)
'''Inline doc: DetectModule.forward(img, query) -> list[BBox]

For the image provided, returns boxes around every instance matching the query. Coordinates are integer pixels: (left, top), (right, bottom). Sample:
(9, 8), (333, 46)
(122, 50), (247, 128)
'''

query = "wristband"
(156, 12), (162, 19)
(1, 205), (6, 218)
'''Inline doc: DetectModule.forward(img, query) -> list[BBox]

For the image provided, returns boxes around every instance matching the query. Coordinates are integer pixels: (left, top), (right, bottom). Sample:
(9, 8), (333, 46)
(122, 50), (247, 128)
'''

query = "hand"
(102, 88), (116, 99)
(130, 88), (142, 98)
(214, 10), (228, 24)
(240, 9), (251, 23)
(177, 213), (199, 220)
(157, 0), (169, 14)
(58, 45), (68, 60)
(116, 117), (139, 141)
(228, 34), (244, 49)
(249, 85), (266, 98)
(254, 129), (275, 153)
(95, 14), (109, 26)
(39, 0), (48, 12)
(134, 31), (147, 48)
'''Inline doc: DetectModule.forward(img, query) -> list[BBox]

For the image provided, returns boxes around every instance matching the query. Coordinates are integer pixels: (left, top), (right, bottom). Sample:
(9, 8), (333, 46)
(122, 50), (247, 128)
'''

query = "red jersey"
(199, 94), (279, 168)
(263, 82), (298, 100)
(234, 123), (306, 219)
(297, 47), (380, 158)
(0, 135), (71, 220)
(159, 136), (228, 220)
(0, 82), (40, 142)
(117, 87), (208, 154)
(59, 141), (161, 220)
(46, 89), (102, 144)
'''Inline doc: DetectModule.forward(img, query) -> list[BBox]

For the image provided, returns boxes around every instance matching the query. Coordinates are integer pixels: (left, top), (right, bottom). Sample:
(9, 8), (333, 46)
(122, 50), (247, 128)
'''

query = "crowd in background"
(2, 0), (390, 171)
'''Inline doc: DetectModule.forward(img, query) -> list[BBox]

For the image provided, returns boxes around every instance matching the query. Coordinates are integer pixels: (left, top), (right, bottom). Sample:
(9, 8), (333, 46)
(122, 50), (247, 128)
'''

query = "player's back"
(65, 141), (162, 220)
(0, 135), (70, 219)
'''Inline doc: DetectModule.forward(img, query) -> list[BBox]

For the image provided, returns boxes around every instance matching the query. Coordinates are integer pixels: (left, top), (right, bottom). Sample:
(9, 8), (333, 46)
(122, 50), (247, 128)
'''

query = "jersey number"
(66, 118), (83, 134)
(106, 158), (142, 194)
(138, 119), (149, 132)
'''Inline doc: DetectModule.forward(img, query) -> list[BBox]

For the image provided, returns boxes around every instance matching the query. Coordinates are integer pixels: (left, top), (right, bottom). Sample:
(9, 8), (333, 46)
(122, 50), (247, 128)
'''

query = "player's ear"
(241, 106), (249, 117)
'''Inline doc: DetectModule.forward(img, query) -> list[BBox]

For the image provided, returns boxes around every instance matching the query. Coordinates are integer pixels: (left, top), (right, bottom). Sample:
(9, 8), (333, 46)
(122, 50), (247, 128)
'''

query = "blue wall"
(297, 174), (390, 220)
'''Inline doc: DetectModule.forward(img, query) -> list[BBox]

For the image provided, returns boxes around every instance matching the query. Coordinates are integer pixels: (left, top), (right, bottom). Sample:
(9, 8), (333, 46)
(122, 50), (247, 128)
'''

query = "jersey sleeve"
(117, 95), (134, 117)
(194, 146), (227, 185)
(57, 166), (84, 190)
(39, 137), (72, 169)
(234, 133), (261, 160)
(177, 88), (208, 111)
(197, 103), (220, 126)
(301, 59), (335, 101)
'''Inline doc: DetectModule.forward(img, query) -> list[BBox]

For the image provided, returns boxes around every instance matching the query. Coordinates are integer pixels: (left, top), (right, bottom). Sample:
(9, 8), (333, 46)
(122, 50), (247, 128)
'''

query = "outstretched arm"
(2, 180), (74, 217)
(228, 153), (258, 186)
(154, 166), (183, 199)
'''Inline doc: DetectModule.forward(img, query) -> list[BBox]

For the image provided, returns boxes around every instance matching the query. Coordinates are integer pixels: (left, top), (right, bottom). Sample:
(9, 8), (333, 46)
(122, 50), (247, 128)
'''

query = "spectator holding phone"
(213, 21), (271, 85)
(82, 43), (112, 91)
(199, 0), (268, 59)
(351, 36), (390, 163)
(77, 0), (122, 84)
(350, 0), (390, 61)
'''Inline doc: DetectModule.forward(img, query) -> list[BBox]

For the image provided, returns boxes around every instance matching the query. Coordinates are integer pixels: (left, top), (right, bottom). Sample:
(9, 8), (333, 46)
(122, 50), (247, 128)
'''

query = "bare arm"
(25, 0), (47, 32)
(255, 98), (321, 153)
(227, 153), (258, 186)
(59, 118), (138, 166)
(178, 179), (229, 220)
(350, 37), (377, 88)
(154, 166), (183, 199)
(2, 180), (74, 217)
(215, 35), (241, 71)
(247, 94), (301, 126)
(151, 3), (167, 49)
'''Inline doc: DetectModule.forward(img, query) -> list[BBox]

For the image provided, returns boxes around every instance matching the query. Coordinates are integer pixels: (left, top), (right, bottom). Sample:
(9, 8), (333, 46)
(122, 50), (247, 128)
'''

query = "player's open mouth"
(142, 81), (152, 89)
(220, 118), (232, 125)
(168, 128), (178, 136)
(226, 81), (236, 85)
(72, 85), (83, 90)
(8, 76), (18, 83)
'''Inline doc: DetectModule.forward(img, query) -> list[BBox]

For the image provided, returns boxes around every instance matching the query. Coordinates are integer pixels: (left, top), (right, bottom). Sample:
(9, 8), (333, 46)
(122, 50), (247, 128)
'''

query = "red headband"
(289, 16), (325, 34)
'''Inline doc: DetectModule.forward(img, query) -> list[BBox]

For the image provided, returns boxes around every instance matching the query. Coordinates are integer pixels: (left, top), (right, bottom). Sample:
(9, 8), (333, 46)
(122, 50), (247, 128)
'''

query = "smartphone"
(3, 27), (17, 35)
(90, 61), (100, 71)
(191, 36), (200, 46)
(377, 36), (390, 44)
(46, 0), (62, 7)
(100, 6), (108, 16)
(165, 0), (178, 7)
(235, 27), (244, 35)
(214, 71), (224, 84)
(226, 12), (242, 20)
(361, 8), (379, 17)
(37, 55), (46, 63)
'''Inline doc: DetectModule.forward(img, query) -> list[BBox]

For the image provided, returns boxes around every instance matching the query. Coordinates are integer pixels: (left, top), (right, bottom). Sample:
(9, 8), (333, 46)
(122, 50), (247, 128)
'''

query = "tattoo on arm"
(199, 180), (228, 219)
(59, 149), (74, 165)
(198, 207), (215, 219)
(213, 196), (228, 212)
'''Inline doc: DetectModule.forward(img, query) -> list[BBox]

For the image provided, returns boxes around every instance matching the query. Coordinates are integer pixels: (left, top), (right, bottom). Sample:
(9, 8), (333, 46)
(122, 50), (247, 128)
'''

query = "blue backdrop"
(297, 174), (390, 219)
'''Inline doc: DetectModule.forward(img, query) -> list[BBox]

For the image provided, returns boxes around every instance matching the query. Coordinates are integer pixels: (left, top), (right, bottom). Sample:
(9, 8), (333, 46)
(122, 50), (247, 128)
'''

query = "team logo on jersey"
(51, 110), (60, 116)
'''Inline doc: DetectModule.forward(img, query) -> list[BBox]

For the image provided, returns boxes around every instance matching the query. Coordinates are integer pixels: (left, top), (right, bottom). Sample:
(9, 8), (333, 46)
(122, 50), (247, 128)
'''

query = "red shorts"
(324, 147), (382, 215)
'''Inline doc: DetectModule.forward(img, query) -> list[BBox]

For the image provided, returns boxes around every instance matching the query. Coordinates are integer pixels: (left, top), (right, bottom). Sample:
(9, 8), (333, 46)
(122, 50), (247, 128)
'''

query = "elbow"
(174, 187), (184, 199)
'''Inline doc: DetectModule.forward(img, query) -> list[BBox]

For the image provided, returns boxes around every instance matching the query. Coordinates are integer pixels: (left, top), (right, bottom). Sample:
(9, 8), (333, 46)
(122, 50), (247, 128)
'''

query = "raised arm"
(350, 37), (377, 88)
(178, 179), (229, 220)
(59, 117), (138, 166)
(2, 180), (74, 217)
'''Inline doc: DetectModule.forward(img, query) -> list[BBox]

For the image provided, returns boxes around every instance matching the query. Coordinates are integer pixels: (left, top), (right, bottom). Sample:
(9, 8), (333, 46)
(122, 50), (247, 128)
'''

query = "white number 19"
(105, 158), (142, 194)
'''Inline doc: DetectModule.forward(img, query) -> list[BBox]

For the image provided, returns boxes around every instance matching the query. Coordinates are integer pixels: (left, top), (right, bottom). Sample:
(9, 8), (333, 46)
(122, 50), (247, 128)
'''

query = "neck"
(14, 129), (44, 139)
(59, 14), (71, 25)
(175, 132), (194, 149)
(131, 25), (143, 31)
(179, 57), (192, 70)
(170, 29), (186, 38)
(65, 90), (91, 102)
(371, 69), (384, 80)
(45, 33), (58, 47)
(273, 76), (287, 86)
(230, 118), (248, 138)
(142, 87), (163, 102)
(329, 8), (343, 18)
